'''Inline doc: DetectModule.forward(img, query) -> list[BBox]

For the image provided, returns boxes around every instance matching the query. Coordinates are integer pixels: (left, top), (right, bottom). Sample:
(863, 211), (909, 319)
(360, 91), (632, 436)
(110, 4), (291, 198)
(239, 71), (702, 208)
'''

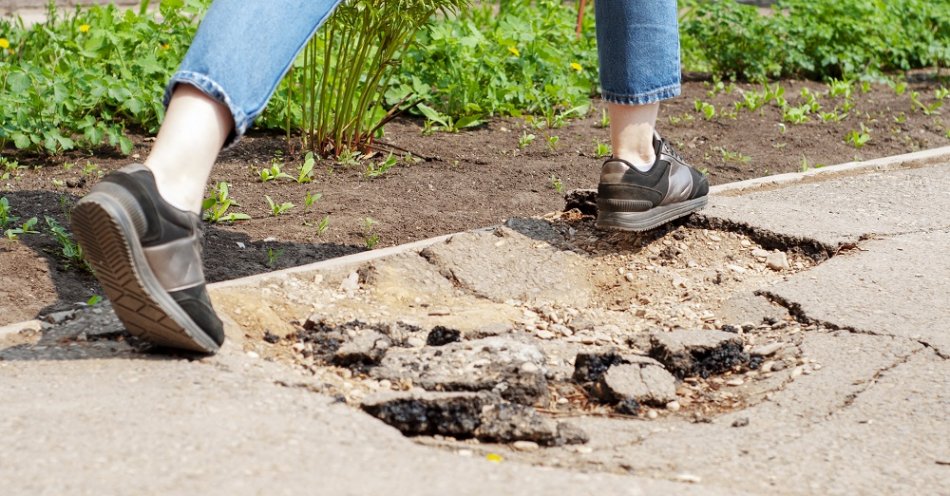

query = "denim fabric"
(595, 0), (681, 105)
(167, 0), (680, 146)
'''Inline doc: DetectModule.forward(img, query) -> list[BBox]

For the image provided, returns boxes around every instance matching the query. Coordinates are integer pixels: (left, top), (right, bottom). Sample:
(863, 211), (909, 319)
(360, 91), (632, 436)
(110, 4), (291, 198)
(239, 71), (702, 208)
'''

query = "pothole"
(220, 213), (826, 452)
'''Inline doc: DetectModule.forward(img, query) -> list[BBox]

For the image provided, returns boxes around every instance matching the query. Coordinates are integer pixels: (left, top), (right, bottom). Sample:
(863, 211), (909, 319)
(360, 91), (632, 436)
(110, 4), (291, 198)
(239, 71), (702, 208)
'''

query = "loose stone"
(512, 440), (540, 452)
(766, 252), (791, 271)
(666, 400), (681, 412)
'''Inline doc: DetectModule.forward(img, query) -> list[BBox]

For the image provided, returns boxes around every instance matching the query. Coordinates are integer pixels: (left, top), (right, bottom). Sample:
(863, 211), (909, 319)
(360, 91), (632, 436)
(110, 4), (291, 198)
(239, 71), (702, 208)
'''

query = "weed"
(417, 103), (483, 133)
(265, 195), (294, 217)
(297, 151), (315, 184)
(694, 100), (716, 120)
(936, 87), (950, 101)
(598, 109), (610, 128)
(894, 112), (908, 124)
(546, 135), (560, 152)
(0, 196), (16, 231)
(202, 182), (250, 223)
(86, 294), (103, 306)
(266, 247), (284, 268)
(550, 175), (564, 194)
(45, 216), (91, 272)
(594, 141), (611, 158)
(259, 162), (293, 182)
(364, 153), (398, 179)
(336, 147), (363, 167)
(518, 131), (536, 150)
(783, 104), (811, 124)
(893, 81), (908, 96)
(361, 217), (379, 249)
(304, 191), (322, 210)
(819, 109), (848, 122)
(828, 79), (854, 99)
(5, 216), (39, 240)
(315, 215), (330, 235)
(846, 124), (872, 148)
(910, 91), (943, 116)
(719, 147), (751, 165)
(667, 113), (694, 126)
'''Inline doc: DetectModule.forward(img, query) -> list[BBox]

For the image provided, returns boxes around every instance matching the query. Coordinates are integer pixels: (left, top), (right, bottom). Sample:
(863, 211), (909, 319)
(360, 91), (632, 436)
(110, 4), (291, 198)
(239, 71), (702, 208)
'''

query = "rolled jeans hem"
(164, 71), (249, 149)
(601, 83), (681, 106)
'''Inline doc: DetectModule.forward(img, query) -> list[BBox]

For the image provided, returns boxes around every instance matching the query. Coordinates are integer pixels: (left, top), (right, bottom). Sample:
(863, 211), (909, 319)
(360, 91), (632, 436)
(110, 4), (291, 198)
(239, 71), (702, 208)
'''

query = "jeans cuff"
(601, 83), (681, 106)
(164, 71), (249, 149)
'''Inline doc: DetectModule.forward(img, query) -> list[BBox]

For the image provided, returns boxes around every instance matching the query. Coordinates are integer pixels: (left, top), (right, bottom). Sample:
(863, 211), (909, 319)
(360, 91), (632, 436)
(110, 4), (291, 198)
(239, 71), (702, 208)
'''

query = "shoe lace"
(660, 138), (683, 162)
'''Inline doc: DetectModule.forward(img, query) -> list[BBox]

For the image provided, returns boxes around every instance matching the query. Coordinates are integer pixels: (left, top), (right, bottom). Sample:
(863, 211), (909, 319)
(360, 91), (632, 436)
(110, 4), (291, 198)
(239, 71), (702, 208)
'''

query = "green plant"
(846, 124), (872, 148)
(910, 91), (943, 116)
(0, 196), (15, 231)
(266, 247), (284, 268)
(202, 182), (250, 223)
(783, 104), (811, 124)
(361, 217), (379, 248)
(518, 131), (536, 150)
(265, 195), (294, 217)
(694, 100), (716, 120)
(893, 81), (908, 96)
(550, 174), (564, 194)
(297, 152), (316, 183)
(304, 191), (322, 210)
(546, 135), (560, 152)
(336, 147), (363, 167)
(598, 108), (610, 128)
(45, 216), (91, 272)
(315, 214), (330, 235)
(364, 153), (398, 179)
(259, 162), (293, 182)
(417, 103), (483, 134)
(5, 216), (39, 240)
(288, 0), (467, 157)
(86, 294), (103, 306)
(719, 147), (751, 165)
(594, 141), (610, 158)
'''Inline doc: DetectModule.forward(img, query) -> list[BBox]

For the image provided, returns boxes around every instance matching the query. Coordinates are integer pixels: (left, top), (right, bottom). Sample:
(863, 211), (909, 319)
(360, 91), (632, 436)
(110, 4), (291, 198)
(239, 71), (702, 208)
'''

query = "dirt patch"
(0, 79), (947, 323)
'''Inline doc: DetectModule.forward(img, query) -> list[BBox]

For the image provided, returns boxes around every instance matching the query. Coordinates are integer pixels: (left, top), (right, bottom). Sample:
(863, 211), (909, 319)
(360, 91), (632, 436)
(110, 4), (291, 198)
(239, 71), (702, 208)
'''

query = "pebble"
(292, 342), (305, 352)
(666, 401), (681, 412)
(676, 473), (702, 484)
(751, 248), (770, 259)
(707, 234), (722, 242)
(520, 362), (540, 374)
(406, 337), (426, 348)
(457, 449), (473, 457)
(512, 441), (540, 452)
(625, 273), (636, 282)
(536, 330), (556, 340)
(726, 378), (744, 386)
(647, 409), (659, 419)
(791, 366), (804, 378)
(760, 360), (775, 372)
(766, 252), (790, 271)
(574, 446), (593, 454)
(751, 342), (784, 357)
(740, 239), (751, 248)
(727, 264), (746, 274)
(246, 351), (260, 359)
(378, 379), (392, 390)
(428, 307), (451, 316)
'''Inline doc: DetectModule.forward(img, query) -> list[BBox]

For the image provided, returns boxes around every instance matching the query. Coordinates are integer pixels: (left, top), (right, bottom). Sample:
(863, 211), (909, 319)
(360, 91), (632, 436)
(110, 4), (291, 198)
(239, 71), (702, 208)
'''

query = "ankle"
(614, 149), (656, 172)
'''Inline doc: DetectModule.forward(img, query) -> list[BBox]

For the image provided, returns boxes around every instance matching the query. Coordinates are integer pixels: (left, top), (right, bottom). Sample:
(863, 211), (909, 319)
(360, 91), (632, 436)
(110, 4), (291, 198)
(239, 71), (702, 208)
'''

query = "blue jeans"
(166, 0), (681, 146)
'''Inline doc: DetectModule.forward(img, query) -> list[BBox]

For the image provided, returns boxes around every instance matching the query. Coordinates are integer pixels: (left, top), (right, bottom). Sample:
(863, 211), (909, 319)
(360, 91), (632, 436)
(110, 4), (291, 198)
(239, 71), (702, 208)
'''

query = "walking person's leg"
(72, 0), (343, 353)
(594, 0), (709, 231)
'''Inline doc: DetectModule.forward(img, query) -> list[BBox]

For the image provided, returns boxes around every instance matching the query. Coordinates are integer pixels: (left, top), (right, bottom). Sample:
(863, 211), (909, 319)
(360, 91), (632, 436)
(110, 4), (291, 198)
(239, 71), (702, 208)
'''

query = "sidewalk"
(1, 148), (948, 495)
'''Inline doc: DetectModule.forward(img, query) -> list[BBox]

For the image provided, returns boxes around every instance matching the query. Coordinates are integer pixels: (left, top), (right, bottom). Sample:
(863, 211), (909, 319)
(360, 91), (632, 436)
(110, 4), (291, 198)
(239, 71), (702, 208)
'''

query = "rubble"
(649, 330), (750, 378)
(596, 363), (677, 406)
(372, 337), (549, 405)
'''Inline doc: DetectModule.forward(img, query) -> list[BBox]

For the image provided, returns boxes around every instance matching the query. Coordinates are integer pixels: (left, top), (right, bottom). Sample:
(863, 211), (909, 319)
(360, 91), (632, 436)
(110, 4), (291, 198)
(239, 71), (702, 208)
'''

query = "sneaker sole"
(72, 193), (220, 354)
(595, 196), (708, 232)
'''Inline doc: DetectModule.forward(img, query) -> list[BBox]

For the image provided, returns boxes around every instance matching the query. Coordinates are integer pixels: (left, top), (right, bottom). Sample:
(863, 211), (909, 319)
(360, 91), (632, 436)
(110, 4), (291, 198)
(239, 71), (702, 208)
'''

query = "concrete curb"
(710, 145), (950, 196)
(0, 318), (42, 340)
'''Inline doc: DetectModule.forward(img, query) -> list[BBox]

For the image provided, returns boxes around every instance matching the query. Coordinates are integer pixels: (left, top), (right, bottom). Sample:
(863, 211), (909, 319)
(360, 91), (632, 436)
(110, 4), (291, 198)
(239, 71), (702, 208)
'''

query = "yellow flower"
(570, 62), (583, 72)
(485, 453), (503, 463)
(507, 46), (520, 57)
(0, 38), (9, 49)
(79, 24), (91, 33)
(161, 43), (170, 50)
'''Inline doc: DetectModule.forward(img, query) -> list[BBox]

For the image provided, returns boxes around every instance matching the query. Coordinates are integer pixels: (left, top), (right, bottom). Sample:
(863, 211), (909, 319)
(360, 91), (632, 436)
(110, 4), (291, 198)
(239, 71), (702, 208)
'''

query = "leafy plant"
(315, 215), (330, 235)
(694, 100), (716, 120)
(86, 294), (103, 306)
(266, 247), (284, 268)
(45, 216), (91, 272)
(0, 196), (16, 231)
(265, 195), (294, 217)
(910, 91), (943, 116)
(550, 174), (564, 194)
(287, 0), (467, 157)
(259, 162), (293, 182)
(202, 182), (250, 223)
(846, 124), (871, 148)
(598, 108), (610, 128)
(719, 147), (751, 165)
(594, 141), (610, 158)
(361, 217), (379, 248)
(546, 135), (560, 152)
(297, 152), (316, 183)
(364, 153), (398, 179)
(417, 103), (483, 134)
(304, 191), (322, 210)
(5, 216), (39, 240)
(518, 131), (536, 150)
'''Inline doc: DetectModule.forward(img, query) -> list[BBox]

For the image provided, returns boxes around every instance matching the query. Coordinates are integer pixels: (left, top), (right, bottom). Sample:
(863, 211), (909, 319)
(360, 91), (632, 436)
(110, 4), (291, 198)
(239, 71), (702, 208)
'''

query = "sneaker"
(71, 164), (224, 353)
(595, 133), (709, 231)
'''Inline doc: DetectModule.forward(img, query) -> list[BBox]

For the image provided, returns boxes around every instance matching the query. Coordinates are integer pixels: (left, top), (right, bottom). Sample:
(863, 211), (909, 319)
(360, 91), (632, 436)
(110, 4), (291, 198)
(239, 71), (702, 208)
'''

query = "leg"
(593, 0), (709, 231)
(72, 0), (342, 353)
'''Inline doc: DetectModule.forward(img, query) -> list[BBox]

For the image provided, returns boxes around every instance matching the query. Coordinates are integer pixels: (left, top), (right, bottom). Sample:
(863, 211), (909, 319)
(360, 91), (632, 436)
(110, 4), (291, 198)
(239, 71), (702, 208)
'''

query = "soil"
(1, 79), (947, 325)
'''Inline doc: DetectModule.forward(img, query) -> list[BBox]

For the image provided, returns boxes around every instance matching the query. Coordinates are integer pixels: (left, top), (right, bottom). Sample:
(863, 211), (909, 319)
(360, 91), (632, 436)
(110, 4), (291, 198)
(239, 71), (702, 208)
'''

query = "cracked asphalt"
(1, 153), (949, 495)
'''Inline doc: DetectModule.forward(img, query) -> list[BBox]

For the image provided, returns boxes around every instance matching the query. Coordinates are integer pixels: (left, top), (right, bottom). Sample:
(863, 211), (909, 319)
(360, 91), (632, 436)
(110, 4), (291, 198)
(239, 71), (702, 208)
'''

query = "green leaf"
(7, 72), (31, 94)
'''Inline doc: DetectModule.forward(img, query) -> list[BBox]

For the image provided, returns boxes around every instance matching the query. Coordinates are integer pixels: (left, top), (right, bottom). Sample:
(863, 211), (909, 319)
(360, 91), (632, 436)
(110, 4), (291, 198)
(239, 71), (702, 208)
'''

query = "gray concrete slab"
(766, 229), (950, 357)
(702, 163), (950, 249)
(0, 351), (729, 496)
